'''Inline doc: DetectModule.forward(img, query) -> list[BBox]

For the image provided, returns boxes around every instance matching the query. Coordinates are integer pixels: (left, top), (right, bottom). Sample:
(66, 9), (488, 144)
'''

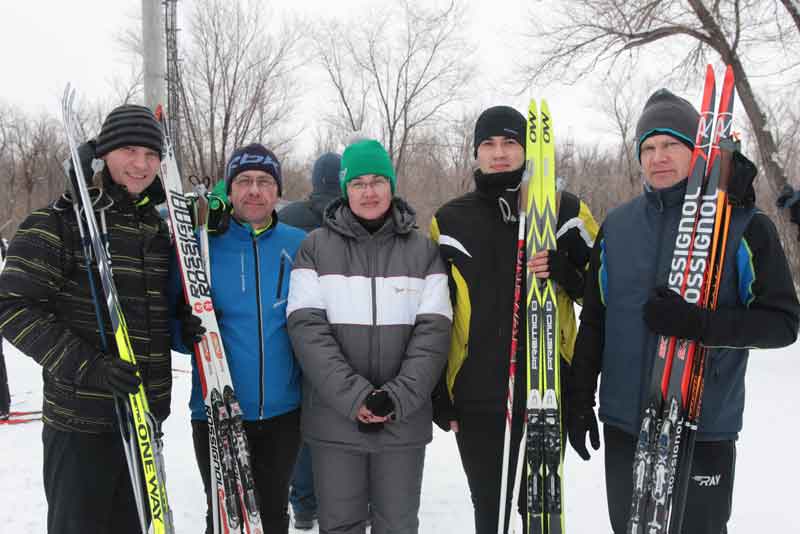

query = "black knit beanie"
(225, 143), (282, 196)
(95, 104), (163, 158)
(473, 106), (526, 157)
(635, 89), (699, 161)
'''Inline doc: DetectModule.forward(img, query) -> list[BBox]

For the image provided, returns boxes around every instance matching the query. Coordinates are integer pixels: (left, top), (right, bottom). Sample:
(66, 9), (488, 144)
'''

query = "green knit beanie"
(339, 139), (396, 197)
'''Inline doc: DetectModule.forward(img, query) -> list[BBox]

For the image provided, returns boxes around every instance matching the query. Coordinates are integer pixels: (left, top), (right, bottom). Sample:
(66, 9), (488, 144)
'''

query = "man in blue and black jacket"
(174, 144), (306, 534)
(567, 89), (800, 534)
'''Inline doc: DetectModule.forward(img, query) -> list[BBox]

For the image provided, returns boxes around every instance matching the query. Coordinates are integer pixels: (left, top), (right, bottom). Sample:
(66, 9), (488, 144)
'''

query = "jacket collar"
(644, 177), (688, 212)
(227, 211), (279, 241)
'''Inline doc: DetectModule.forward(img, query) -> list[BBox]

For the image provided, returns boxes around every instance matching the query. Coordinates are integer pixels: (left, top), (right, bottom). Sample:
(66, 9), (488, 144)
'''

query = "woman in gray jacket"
(286, 139), (452, 534)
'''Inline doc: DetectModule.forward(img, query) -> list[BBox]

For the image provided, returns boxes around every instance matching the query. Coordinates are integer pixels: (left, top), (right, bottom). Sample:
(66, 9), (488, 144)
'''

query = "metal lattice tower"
(163, 0), (182, 165)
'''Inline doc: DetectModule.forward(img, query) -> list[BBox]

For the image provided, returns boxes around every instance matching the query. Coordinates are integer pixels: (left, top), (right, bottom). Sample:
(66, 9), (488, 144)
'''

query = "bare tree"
(311, 0), (475, 191)
(522, 0), (797, 197)
(779, 0), (800, 35)
(598, 68), (645, 188)
(0, 103), (66, 234)
(178, 0), (303, 181)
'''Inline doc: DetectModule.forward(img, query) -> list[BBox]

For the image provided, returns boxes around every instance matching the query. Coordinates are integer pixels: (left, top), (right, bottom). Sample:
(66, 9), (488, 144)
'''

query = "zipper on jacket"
(252, 235), (266, 418)
(369, 237), (379, 384)
(276, 255), (286, 300)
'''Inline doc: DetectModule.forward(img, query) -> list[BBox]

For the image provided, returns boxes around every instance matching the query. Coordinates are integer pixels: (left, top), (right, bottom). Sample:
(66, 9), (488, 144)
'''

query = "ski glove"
(83, 357), (141, 397)
(176, 301), (205, 349)
(567, 405), (600, 461)
(365, 389), (395, 418)
(547, 250), (584, 301)
(64, 139), (99, 192)
(643, 286), (709, 342)
(358, 390), (395, 433)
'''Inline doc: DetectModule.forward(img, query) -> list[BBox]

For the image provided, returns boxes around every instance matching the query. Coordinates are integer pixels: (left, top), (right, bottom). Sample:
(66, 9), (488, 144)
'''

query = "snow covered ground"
(2, 339), (798, 533)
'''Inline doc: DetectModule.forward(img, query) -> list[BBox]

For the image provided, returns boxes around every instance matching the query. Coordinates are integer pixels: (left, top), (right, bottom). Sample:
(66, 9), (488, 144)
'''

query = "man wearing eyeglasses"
(175, 143), (306, 534)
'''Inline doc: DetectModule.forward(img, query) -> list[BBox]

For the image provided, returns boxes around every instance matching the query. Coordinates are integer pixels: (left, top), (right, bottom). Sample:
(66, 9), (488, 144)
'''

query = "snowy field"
(2, 338), (798, 533)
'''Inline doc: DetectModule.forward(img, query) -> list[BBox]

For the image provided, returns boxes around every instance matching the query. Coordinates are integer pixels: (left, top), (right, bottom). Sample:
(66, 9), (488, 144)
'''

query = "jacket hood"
(310, 191), (338, 216)
(323, 197), (417, 239)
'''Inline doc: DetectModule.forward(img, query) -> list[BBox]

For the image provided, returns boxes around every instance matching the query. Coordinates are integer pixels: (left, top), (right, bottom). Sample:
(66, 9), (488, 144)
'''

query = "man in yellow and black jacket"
(429, 105), (598, 534)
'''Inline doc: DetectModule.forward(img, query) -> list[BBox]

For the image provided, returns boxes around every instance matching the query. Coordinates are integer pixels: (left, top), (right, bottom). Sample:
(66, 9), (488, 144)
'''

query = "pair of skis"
(156, 107), (263, 534)
(524, 100), (564, 534)
(499, 99), (564, 534)
(627, 64), (736, 534)
(62, 86), (174, 534)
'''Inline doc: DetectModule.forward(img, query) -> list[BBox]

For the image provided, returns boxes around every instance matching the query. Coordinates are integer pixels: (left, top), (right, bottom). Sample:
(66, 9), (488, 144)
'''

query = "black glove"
(176, 300), (205, 349)
(643, 286), (709, 341)
(64, 140), (99, 193)
(83, 357), (141, 397)
(546, 250), (584, 300)
(567, 404), (600, 461)
(365, 389), (395, 417)
(432, 384), (457, 432)
(358, 390), (395, 433)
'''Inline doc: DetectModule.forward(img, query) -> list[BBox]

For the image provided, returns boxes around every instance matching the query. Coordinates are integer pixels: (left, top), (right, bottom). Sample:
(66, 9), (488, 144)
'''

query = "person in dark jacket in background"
(567, 88), (800, 534)
(287, 139), (452, 534)
(279, 152), (341, 232)
(279, 151), (341, 530)
(0, 105), (173, 534)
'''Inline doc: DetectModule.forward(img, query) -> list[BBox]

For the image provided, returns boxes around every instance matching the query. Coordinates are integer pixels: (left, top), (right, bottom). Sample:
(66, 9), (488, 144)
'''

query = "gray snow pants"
(310, 444), (426, 534)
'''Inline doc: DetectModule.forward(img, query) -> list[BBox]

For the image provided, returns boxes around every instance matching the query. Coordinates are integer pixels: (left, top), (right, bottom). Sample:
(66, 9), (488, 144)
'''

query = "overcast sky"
(0, 0), (687, 160)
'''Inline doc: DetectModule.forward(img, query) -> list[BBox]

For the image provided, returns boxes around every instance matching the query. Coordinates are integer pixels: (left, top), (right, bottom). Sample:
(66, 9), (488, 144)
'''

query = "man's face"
(346, 174), (392, 221)
(228, 170), (279, 229)
(640, 134), (693, 190)
(103, 146), (160, 195)
(476, 136), (525, 174)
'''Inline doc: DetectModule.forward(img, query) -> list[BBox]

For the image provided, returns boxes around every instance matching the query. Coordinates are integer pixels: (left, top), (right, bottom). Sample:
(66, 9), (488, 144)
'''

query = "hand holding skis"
(82, 356), (141, 397)
(528, 249), (584, 300)
(643, 286), (708, 341)
(176, 300), (205, 348)
(566, 404), (600, 461)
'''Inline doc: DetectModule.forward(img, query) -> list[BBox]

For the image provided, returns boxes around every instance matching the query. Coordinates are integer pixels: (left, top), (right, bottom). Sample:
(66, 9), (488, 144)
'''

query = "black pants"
(604, 423), (735, 534)
(42, 425), (143, 534)
(455, 411), (526, 534)
(192, 408), (301, 534)
(0, 338), (9, 416)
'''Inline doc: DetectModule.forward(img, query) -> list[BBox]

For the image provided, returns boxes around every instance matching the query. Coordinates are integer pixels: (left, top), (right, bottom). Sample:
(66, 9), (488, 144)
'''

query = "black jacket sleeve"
(568, 225), (606, 409)
(703, 212), (799, 348)
(0, 209), (104, 383)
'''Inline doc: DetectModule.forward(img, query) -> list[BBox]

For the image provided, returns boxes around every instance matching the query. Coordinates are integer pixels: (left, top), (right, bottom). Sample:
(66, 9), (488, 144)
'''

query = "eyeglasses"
(232, 176), (278, 190)
(348, 177), (389, 192)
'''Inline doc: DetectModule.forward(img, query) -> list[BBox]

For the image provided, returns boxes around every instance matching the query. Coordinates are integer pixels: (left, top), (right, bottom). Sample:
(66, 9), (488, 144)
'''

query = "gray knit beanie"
(635, 89), (699, 161)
